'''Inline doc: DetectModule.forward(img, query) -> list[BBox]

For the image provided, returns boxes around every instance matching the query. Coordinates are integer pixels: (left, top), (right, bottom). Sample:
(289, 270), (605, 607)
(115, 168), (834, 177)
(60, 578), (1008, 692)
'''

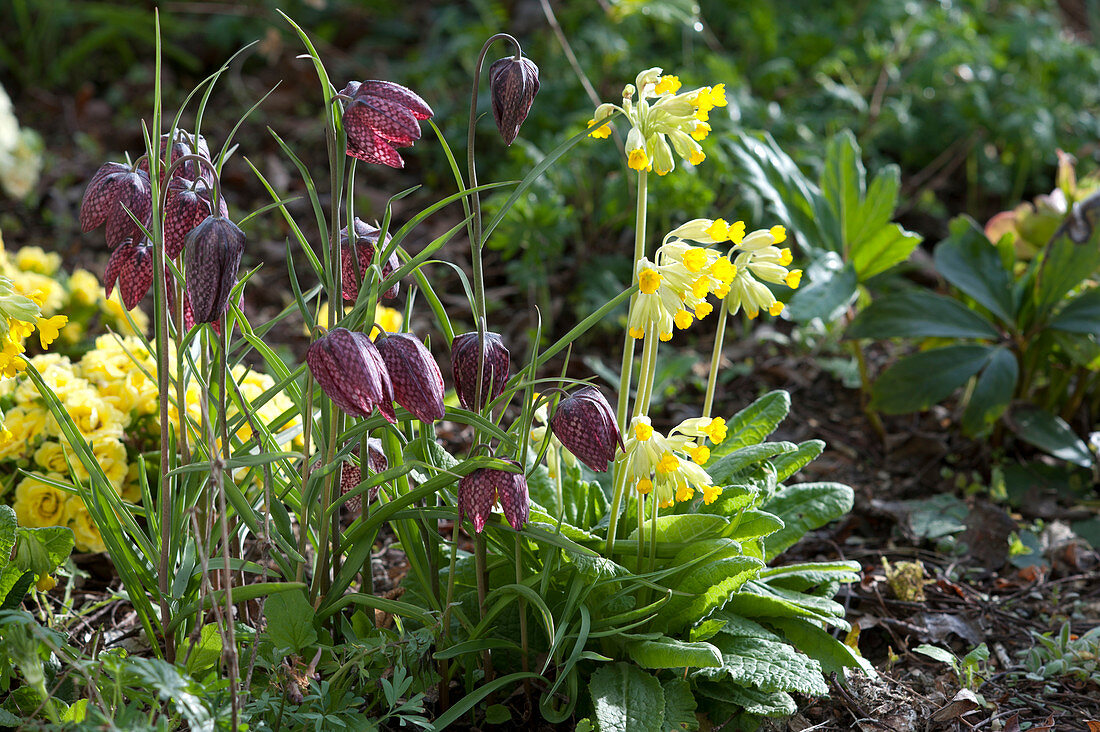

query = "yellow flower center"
(786, 269), (803, 289)
(656, 452), (680, 475)
(770, 225), (787, 244)
(728, 220), (746, 245)
(634, 422), (654, 441)
(636, 478), (653, 495)
(694, 302), (713, 319)
(675, 484), (695, 503)
(588, 120), (612, 139)
(628, 326), (646, 339)
(691, 445), (710, 464)
(768, 301), (785, 317)
(682, 248), (708, 273)
(628, 148), (650, 171)
(702, 485), (723, 505)
(659, 331), (673, 342)
(691, 121), (711, 142)
(688, 149), (705, 166)
(674, 309), (694, 330)
(706, 218), (729, 241)
(654, 75), (681, 94)
(704, 417), (727, 444)
(691, 277), (711, 299)
(710, 258), (735, 284)
(779, 248), (793, 266)
(638, 268), (662, 294)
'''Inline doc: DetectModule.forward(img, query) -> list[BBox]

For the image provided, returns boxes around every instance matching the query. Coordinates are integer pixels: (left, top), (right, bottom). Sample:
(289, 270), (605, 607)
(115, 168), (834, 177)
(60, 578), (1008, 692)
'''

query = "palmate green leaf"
(773, 440), (824, 483)
(661, 679), (699, 732)
(846, 290), (1002, 340)
(870, 344), (995, 414)
(761, 482), (853, 562)
(695, 635), (828, 696)
(960, 346), (1018, 437)
(589, 662), (665, 732)
(264, 590), (317, 656)
(627, 515), (728, 543)
(767, 617), (874, 676)
(1006, 404), (1094, 467)
(657, 556), (764, 631)
(1050, 286), (1100, 335)
(626, 636), (723, 669)
(695, 681), (796, 718)
(934, 218), (1015, 324)
(726, 510), (783, 542)
(711, 390), (789, 459)
(787, 262), (858, 324)
(12, 526), (74, 576)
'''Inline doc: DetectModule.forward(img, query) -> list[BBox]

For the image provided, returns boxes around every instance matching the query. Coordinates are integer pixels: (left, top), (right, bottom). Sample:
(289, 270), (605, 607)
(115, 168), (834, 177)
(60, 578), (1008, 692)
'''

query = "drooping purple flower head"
(103, 240), (155, 310)
(488, 56), (540, 146)
(457, 462), (529, 534)
(80, 162), (153, 247)
(339, 218), (399, 301)
(340, 80), (433, 168)
(494, 460), (530, 531)
(340, 438), (388, 512)
(306, 327), (395, 423)
(451, 331), (510, 412)
(138, 129), (214, 185)
(184, 215), (245, 324)
(549, 386), (624, 473)
(164, 178), (220, 259)
(375, 332), (445, 423)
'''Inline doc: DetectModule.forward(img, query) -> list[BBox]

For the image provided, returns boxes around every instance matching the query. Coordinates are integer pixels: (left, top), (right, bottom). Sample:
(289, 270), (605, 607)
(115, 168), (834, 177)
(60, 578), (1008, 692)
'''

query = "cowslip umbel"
(458, 461), (529, 533)
(339, 219), (399, 301)
(306, 327), (396, 423)
(488, 55), (540, 146)
(375, 332), (445, 423)
(184, 214), (245, 324)
(549, 386), (624, 473)
(80, 162), (153, 247)
(340, 80), (433, 168)
(451, 331), (510, 412)
(103, 240), (154, 310)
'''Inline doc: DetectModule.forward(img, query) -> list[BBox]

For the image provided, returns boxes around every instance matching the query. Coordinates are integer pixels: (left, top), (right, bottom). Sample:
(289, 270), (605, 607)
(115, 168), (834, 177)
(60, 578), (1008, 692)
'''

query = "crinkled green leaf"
(706, 442), (795, 485)
(757, 561), (862, 593)
(626, 636), (722, 669)
(726, 510), (784, 542)
(696, 635), (827, 695)
(589, 662), (665, 732)
(767, 617), (874, 676)
(0, 506), (15, 571)
(761, 482), (854, 562)
(658, 556), (764, 631)
(661, 679), (698, 732)
(695, 681), (796, 718)
(711, 391), (790, 458)
(627, 514), (728, 544)
(720, 590), (847, 629)
(707, 612), (784, 642)
(773, 440), (824, 483)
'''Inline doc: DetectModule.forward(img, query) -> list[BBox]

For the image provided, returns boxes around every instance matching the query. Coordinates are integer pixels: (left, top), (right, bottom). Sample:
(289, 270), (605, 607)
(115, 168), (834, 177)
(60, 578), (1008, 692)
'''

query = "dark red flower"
(458, 462), (529, 534)
(306, 327), (395, 423)
(139, 129), (213, 185)
(103, 240), (155, 310)
(80, 162), (153, 247)
(340, 438), (388, 512)
(375, 332), (445, 423)
(489, 56), (540, 146)
(164, 178), (219, 259)
(451, 331), (510, 412)
(550, 386), (624, 472)
(339, 219), (399, 301)
(184, 215), (245, 324)
(340, 80), (433, 168)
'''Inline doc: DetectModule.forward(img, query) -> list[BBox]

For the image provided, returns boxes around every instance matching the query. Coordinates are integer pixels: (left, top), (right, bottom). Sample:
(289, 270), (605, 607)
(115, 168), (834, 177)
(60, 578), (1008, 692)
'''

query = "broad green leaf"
(707, 443), (795, 485)
(855, 164), (901, 239)
(720, 591), (846, 629)
(761, 482), (854, 562)
(1050, 286), (1100, 335)
(658, 556), (764, 630)
(184, 624), (223, 678)
(870, 344), (994, 414)
(850, 223), (921, 280)
(748, 582), (848, 623)
(934, 218), (1015, 324)
(1, 571), (33, 610)
(695, 681), (796, 718)
(564, 551), (629, 580)
(707, 612), (784, 642)
(589, 662), (665, 732)
(702, 484), (761, 516)
(626, 636), (723, 669)
(1006, 404), (1094, 467)
(914, 644), (958, 666)
(130, 657), (212, 728)
(627, 515), (728, 543)
(725, 510), (784, 542)
(1033, 232), (1100, 320)
(846, 290), (1001, 340)
(767, 617), (874, 675)
(0, 506), (15, 570)
(12, 526), (74, 576)
(757, 561), (862, 593)
(822, 130), (864, 251)
(712, 390), (790, 457)
(696, 635), (828, 695)
(960, 347), (1018, 436)
(264, 590), (317, 656)
(773, 440), (824, 483)
(787, 262), (858, 324)
(670, 538), (746, 571)
(661, 679), (699, 732)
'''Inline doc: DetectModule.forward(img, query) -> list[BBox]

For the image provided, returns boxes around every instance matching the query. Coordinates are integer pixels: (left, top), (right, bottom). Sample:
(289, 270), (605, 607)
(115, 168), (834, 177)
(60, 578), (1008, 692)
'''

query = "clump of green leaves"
(915, 642), (991, 694)
(1021, 622), (1100, 685)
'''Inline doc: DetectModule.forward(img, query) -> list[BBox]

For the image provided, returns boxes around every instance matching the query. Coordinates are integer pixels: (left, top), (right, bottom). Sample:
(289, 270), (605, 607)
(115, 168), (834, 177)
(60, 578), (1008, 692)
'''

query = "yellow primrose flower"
(654, 74), (681, 94)
(36, 314), (67, 348)
(370, 305), (403, 340)
(13, 473), (70, 528)
(68, 269), (101, 307)
(587, 119), (612, 139)
(15, 246), (61, 276)
(622, 415), (726, 507)
(65, 500), (106, 553)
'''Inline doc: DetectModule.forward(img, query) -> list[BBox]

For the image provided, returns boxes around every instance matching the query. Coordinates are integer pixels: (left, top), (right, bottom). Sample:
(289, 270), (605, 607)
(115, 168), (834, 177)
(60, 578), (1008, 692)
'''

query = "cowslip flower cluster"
(587, 67), (726, 175)
(621, 414), (728, 508)
(725, 225), (802, 319)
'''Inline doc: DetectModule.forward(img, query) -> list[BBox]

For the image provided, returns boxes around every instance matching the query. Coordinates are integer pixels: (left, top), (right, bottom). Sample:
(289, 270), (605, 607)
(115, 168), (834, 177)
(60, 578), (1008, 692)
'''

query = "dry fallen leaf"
(1085, 721), (1100, 732)
(930, 689), (981, 723)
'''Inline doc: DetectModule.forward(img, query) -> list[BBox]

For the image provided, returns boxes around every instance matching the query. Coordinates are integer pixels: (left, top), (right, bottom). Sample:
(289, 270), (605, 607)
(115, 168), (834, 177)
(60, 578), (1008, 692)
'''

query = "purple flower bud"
(80, 162), (153, 247)
(184, 215), (244, 324)
(339, 219), (400, 301)
(164, 178), (217, 259)
(494, 460), (530, 531)
(375, 332), (445, 423)
(340, 438), (388, 512)
(340, 80), (433, 168)
(103, 240), (154, 310)
(139, 129), (213, 185)
(489, 56), (540, 146)
(306, 327), (396, 423)
(457, 463), (529, 534)
(550, 386), (624, 472)
(451, 331), (510, 412)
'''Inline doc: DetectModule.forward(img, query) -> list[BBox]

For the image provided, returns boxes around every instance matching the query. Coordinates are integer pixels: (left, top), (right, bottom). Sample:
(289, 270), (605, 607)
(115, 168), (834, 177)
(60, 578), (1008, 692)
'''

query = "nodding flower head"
(103, 240), (154, 310)
(80, 162), (153, 248)
(339, 218), (400, 301)
(138, 129), (213, 185)
(165, 178), (222, 259)
(306, 327), (395, 423)
(451, 331), (510, 412)
(340, 438), (388, 512)
(488, 55), (540, 146)
(549, 386), (624, 473)
(340, 80), (433, 168)
(375, 332), (446, 423)
(184, 215), (245, 324)
(458, 461), (529, 533)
